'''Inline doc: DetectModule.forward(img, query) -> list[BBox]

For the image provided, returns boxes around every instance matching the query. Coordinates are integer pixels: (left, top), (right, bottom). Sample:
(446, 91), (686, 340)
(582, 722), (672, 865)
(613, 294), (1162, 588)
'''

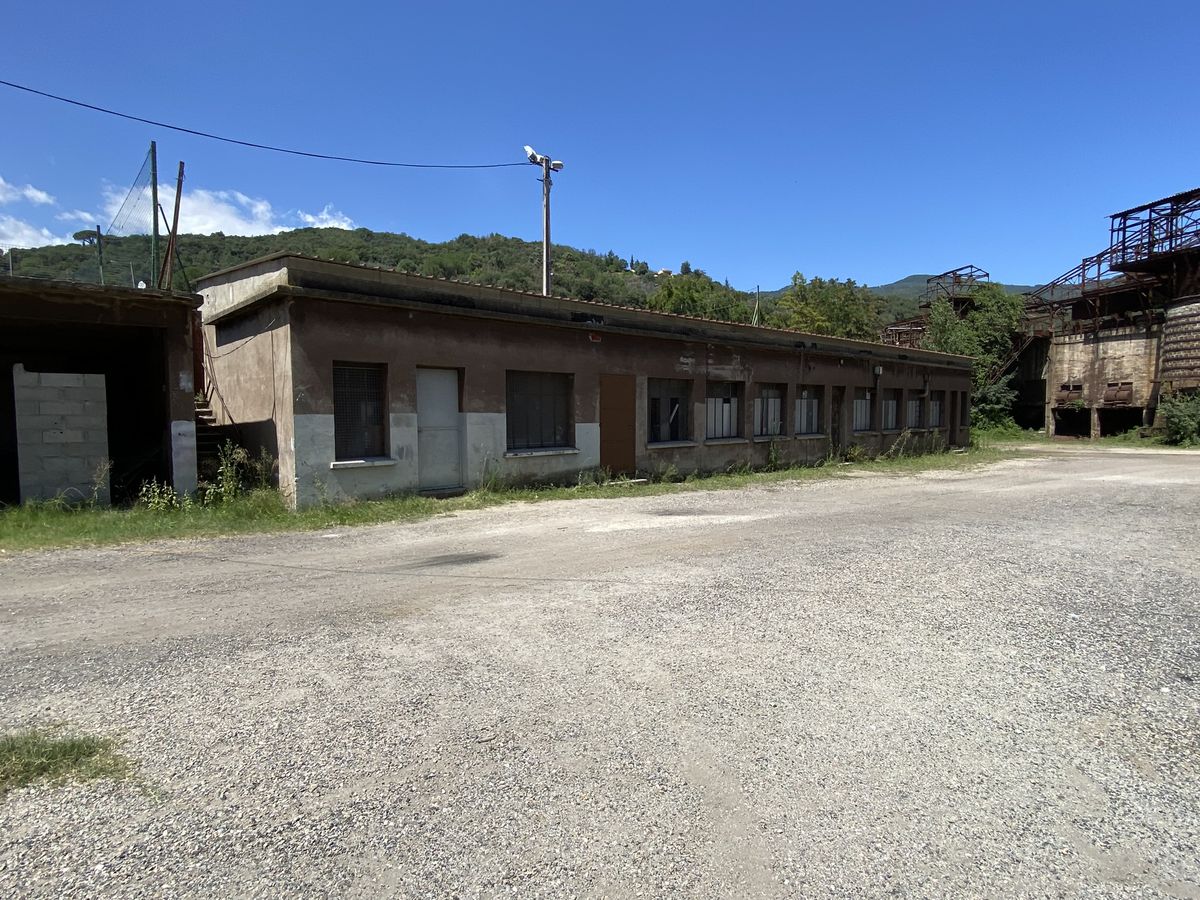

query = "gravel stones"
(1, 449), (1198, 896)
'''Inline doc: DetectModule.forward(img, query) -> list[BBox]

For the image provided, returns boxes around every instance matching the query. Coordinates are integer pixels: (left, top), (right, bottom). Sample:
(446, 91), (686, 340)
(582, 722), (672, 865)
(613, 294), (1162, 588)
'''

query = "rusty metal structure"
(1027, 187), (1200, 331)
(920, 264), (989, 311)
(880, 265), (990, 348)
(1025, 187), (1200, 436)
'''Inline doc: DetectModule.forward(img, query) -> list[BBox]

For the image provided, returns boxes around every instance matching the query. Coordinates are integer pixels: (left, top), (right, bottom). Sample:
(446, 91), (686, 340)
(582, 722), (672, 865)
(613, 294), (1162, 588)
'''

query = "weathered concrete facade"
(1046, 326), (1162, 438)
(199, 255), (973, 507)
(0, 278), (201, 505)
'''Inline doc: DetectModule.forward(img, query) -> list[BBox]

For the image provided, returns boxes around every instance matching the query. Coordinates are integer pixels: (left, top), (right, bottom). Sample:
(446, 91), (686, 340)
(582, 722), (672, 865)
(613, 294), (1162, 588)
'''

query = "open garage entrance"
(1098, 407), (1144, 437)
(0, 277), (199, 507)
(1052, 407), (1091, 438)
(1, 322), (172, 505)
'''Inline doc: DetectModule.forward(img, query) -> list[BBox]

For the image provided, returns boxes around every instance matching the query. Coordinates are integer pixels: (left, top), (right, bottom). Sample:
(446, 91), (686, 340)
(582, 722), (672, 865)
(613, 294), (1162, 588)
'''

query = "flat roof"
(0, 275), (201, 309)
(198, 252), (972, 368)
(1110, 187), (1200, 219)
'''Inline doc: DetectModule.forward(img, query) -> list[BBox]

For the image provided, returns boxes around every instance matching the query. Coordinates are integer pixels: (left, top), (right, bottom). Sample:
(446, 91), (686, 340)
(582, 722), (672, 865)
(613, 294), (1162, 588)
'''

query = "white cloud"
(0, 174), (356, 250)
(297, 204), (355, 230)
(99, 185), (355, 236)
(0, 175), (56, 206)
(0, 215), (73, 250)
(56, 208), (102, 225)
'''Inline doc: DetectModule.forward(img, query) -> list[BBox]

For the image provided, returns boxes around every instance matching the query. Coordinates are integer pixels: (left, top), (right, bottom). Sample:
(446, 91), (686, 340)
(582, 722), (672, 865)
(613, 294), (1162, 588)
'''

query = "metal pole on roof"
(523, 145), (564, 297)
(95, 226), (104, 284)
(542, 156), (552, 296)
(149, 141), (159, 286)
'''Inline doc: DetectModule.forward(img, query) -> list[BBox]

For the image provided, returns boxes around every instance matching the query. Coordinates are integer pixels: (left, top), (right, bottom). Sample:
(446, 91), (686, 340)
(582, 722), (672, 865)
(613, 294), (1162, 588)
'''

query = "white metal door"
(417, 368), (462, 490)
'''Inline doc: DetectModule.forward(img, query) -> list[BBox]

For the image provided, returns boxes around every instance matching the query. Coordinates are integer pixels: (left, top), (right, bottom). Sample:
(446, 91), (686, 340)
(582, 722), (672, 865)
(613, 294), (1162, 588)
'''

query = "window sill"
(504, 447), (579, 458)
(704, 437), (750, 446)
(330, 457), (396, 470)
(646, 440), (697, 449)
(794, 433), (827, 440)
(752, 434), (789, 442)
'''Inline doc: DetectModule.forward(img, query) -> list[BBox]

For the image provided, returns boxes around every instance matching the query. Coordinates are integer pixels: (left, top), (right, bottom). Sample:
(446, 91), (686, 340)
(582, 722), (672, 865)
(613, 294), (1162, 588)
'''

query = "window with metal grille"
(907, 394), (924, 428)
(648, 378), (691, 443)
(881, 389), (901, 430)
(929, 391), (946, 427)
(705, 381), (742, 439)
(795, 385), (822, 435)
(506, 371), (572, 450)
(852, 387), (873, 432)
(333, 362), (388, 460)
(754, 384), (785, 436)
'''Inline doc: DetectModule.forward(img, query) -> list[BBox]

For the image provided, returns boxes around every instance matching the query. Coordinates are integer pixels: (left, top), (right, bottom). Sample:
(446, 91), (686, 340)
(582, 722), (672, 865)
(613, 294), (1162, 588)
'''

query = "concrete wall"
(1046, 327), (1161, 435)
(13, 364), (109, 504)
(203, 302), (295, 501)
(205, 296), (968, 506)
(198, 260), (291, 323)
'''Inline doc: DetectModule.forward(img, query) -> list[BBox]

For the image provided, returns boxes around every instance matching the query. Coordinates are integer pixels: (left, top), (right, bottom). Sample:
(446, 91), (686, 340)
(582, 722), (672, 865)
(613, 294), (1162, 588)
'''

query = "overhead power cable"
(0, 78), (528, 169)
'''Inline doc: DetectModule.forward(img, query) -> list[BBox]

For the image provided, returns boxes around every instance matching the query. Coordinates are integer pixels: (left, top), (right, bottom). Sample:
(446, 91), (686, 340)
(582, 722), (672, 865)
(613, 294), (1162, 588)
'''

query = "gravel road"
(1, 448), (1198, 898)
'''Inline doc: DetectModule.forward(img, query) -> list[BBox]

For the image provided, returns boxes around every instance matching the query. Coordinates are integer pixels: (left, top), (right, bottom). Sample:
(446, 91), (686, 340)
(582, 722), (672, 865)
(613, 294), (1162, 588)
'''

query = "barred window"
(907, 394), (924, 428)
(333, 363), (388, 460)
(754, 384), (785, 437)
(929, 391), (945, 427)
(706, 381), (742, 439)
(881, 389), (901, 431)
(648, 378), (691, 443)
(853, 387), (873, 432)
(795, 385), (822, 435)
(506, 371), (572, 450)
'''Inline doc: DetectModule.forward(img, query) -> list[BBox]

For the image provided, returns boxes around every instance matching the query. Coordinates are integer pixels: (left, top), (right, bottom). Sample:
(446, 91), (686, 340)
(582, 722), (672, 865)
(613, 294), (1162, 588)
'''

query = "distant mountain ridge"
(868, 273), (1037, 299)
(865, 274), (1038, 324)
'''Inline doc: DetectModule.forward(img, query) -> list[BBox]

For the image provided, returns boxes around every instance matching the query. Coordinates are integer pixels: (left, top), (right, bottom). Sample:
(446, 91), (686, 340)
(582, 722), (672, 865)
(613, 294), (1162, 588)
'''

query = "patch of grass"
(0, 728), (131, 796)
(0, 445), (1015, 552)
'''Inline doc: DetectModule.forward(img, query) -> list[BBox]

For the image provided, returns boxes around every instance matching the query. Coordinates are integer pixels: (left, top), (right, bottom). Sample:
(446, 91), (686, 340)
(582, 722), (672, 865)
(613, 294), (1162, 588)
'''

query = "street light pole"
(524, 145), (564, 297)
(541, 155), (552, 296)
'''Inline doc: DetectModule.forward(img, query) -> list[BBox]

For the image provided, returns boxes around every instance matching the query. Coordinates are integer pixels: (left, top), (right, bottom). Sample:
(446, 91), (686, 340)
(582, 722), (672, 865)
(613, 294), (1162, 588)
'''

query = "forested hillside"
(4, 229), (762, 325)
(2, 227), (1036, 339)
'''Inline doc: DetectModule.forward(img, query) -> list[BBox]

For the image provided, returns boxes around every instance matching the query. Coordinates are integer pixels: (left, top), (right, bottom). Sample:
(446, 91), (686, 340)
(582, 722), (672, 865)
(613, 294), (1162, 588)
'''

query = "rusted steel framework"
(1025, 246), (1126, 310)
(1109, 187), (1200, 272)
(920, 264), (989, 308)
(880, 316), (927, 348)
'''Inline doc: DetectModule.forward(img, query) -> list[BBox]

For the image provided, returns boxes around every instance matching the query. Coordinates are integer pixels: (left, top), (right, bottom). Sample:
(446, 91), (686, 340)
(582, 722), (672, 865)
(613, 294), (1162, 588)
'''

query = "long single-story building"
(0, 277), (200, 505)
(197, 254), (973, 507)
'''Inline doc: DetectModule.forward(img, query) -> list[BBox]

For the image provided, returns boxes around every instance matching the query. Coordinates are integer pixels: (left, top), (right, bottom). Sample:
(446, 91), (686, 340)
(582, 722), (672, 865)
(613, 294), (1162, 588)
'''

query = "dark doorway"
(1098, 407), (1143, 437)
(1, 322), (170, 505)
(1053, 407), (1091, 438)
(599, 374), (636, 474)
(830, 386), (845, 452)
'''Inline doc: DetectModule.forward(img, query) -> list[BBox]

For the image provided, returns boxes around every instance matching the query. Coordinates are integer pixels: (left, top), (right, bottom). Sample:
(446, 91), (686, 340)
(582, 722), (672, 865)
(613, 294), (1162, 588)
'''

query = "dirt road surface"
(2, 448), (1198, 897)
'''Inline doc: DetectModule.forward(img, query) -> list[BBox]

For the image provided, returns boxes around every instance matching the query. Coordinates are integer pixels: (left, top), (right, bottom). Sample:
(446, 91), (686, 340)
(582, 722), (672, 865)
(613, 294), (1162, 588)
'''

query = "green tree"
(923, 282), (1024, 427)
(767, 273), (881, 339)
(647, 271), (752, 321)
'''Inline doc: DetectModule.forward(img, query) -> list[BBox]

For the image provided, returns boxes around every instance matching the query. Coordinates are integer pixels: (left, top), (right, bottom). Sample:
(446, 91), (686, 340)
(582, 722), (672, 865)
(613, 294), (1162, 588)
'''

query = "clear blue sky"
(2, 0), (1196, 289)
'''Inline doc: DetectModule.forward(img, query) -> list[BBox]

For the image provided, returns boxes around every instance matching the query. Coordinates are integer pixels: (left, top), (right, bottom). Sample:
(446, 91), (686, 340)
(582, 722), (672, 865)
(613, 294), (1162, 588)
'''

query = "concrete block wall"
(13, 364), (110, 505)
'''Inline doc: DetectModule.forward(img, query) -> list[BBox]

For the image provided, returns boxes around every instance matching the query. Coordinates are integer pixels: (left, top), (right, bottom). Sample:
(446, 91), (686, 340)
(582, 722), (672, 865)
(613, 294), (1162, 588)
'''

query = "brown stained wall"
(1046, 327), (1161, 435)
(204, 299), (295, 500)
(269, 297), (969, 501)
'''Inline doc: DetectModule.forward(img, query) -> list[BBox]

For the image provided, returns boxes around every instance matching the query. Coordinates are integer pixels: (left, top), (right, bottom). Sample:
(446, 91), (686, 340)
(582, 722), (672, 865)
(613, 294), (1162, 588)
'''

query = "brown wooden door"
(599, 374), (636, 474)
